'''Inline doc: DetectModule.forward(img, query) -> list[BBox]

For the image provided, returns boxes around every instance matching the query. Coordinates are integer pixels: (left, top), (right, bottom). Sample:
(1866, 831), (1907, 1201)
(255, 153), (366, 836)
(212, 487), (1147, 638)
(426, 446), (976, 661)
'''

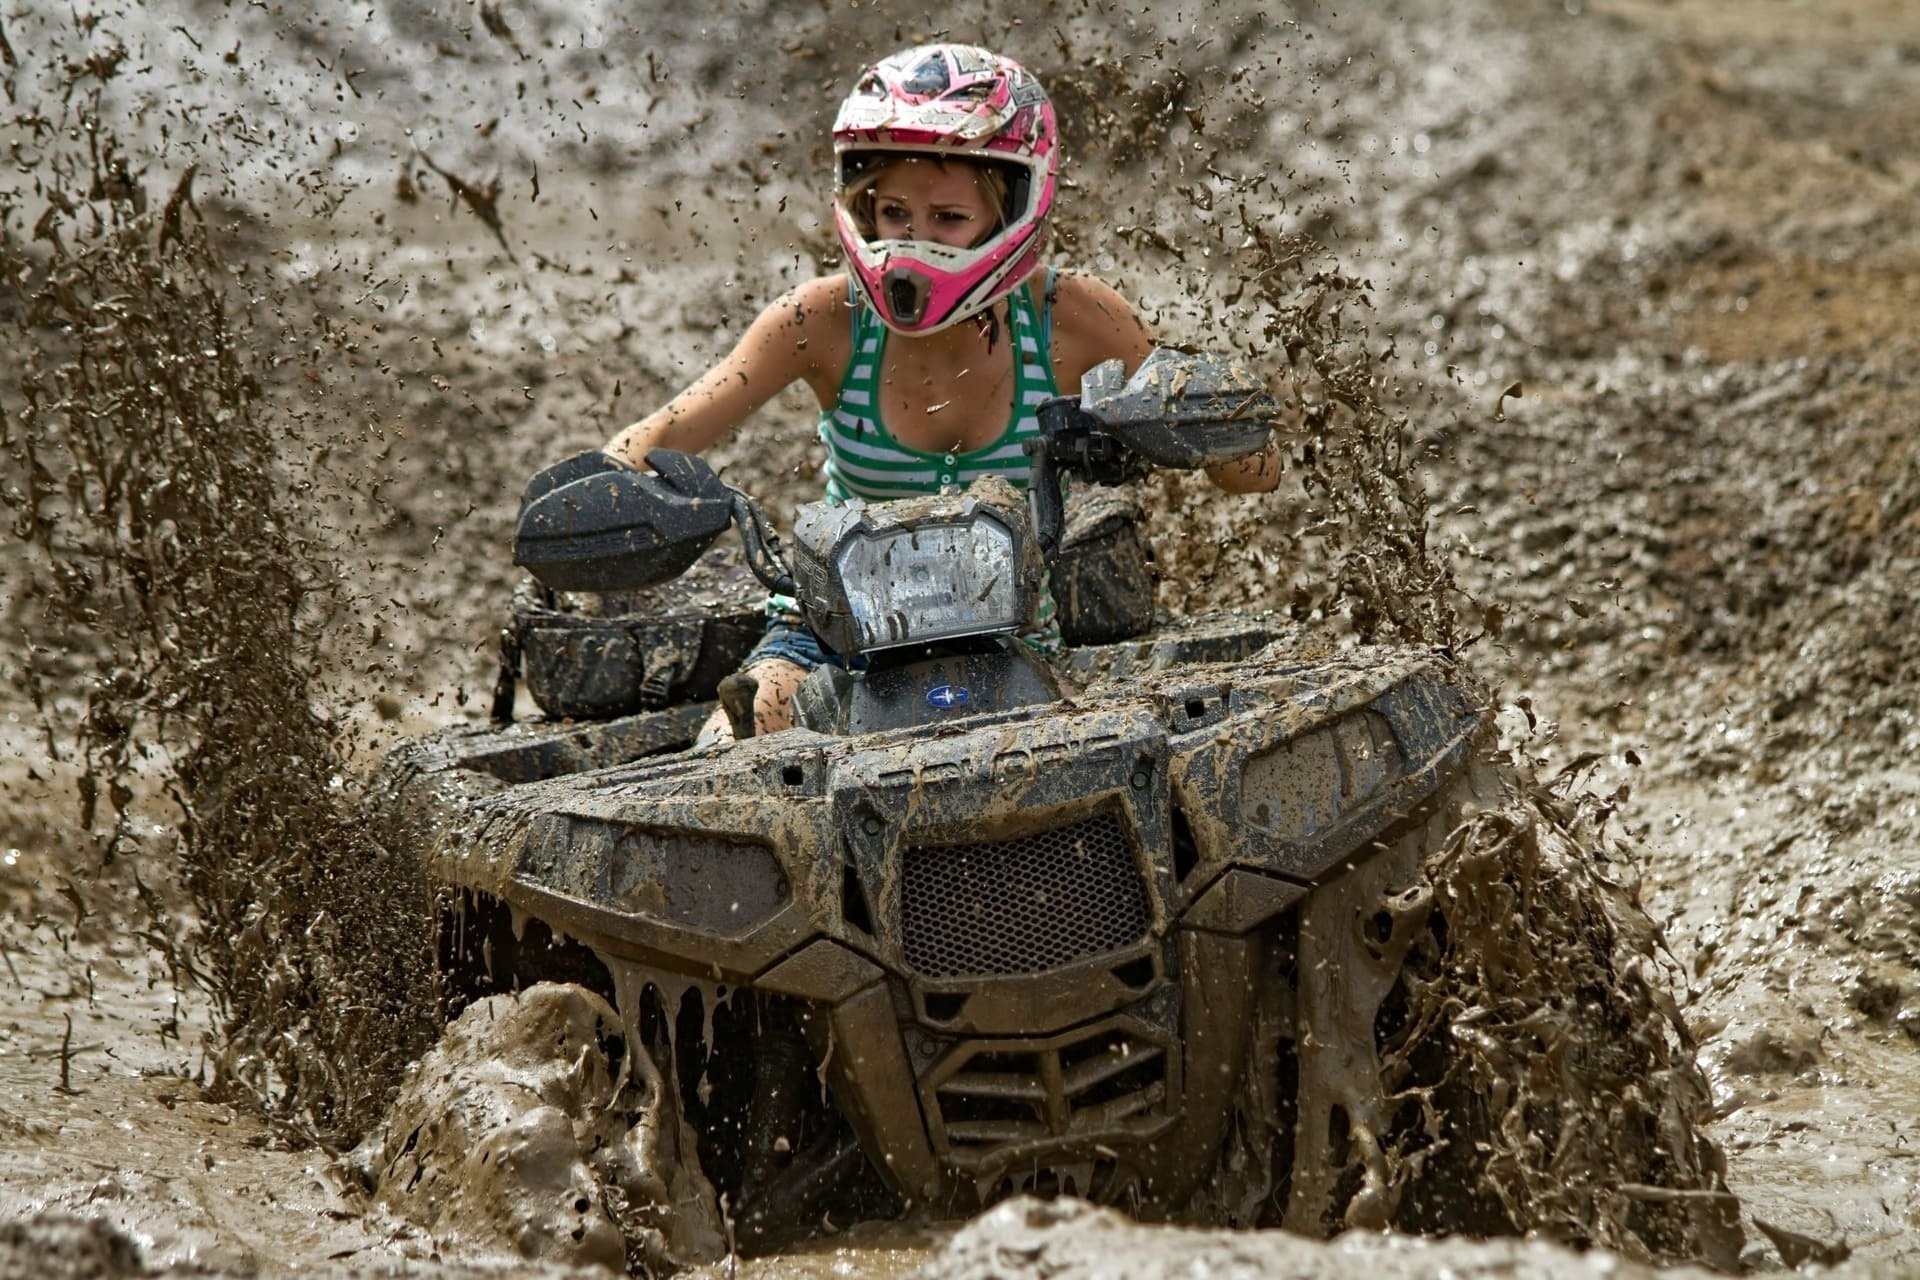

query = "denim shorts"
(742, 617), (864, 673)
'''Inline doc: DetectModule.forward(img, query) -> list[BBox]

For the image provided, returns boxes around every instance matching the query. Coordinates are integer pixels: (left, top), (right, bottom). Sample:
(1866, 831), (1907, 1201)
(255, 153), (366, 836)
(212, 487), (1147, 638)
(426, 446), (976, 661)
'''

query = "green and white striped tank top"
(819, 278), (1059, 502)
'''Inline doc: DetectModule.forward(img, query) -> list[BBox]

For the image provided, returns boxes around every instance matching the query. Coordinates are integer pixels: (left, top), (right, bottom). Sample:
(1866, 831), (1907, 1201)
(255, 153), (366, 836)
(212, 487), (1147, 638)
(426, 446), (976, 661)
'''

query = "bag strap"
(490, 619), (523, 723)
(1041, 267), (1058, 359)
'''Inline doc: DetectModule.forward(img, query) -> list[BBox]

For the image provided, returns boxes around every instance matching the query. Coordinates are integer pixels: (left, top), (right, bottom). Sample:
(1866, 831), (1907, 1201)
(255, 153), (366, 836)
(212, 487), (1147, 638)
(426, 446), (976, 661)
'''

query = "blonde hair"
(840, 156), (1010, 245)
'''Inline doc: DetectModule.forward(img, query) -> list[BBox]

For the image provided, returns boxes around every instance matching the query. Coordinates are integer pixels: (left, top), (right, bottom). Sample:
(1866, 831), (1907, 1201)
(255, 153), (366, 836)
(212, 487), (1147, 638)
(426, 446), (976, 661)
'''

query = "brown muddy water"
(4, 0), (1920, 1276)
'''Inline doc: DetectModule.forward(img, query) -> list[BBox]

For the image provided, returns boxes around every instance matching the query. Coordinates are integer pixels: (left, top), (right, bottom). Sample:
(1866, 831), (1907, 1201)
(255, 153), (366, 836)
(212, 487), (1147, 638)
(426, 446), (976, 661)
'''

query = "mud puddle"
(0, 930), (392, 1276)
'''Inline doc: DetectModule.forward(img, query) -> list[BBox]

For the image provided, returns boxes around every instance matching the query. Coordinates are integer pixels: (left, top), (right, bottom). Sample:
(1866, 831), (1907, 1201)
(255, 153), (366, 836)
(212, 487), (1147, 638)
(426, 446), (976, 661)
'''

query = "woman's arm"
(1202, 442), (1283, 494)
(604, 275), (849, 467)
(1045, 271), (1155, 389)
(1045, 272), (1281, 494)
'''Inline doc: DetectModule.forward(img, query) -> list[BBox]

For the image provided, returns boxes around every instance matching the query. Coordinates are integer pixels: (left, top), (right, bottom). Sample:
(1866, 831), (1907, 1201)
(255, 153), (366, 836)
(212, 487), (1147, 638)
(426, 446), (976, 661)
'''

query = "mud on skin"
(2, 0), (1918, 1276)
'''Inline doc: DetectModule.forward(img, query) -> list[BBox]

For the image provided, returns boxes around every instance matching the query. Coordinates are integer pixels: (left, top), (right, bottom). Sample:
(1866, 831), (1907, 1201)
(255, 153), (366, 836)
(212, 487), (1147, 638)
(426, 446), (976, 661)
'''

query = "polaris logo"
(926, 684), (970, 710)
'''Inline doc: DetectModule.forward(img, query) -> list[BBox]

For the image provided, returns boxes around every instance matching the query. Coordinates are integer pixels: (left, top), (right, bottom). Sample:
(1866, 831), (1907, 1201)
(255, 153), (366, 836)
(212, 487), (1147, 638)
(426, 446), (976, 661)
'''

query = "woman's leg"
(748, 658), (811, 734)
(694, 657), (810, 747)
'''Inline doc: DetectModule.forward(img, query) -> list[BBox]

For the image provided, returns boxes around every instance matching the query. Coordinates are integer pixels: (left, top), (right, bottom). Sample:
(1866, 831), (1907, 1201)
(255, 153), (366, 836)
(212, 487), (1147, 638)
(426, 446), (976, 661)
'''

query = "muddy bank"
(914, 1197), (1720, 1280)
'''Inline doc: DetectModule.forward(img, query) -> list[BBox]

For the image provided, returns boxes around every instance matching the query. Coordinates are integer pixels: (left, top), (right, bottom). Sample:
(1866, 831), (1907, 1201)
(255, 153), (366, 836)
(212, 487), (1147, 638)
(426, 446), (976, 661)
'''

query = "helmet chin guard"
(832, 45), (1059, 336)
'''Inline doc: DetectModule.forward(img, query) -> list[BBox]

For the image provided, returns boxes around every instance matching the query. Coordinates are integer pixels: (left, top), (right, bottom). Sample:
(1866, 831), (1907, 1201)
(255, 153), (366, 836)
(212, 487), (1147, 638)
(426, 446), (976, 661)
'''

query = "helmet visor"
(837, 152), (1029, 247)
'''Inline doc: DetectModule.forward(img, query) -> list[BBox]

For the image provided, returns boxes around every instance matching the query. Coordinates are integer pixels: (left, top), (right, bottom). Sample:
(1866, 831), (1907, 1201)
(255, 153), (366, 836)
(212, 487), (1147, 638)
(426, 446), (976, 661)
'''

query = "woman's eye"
(934, 211), (971, 224)
(878, 204), (909, 221)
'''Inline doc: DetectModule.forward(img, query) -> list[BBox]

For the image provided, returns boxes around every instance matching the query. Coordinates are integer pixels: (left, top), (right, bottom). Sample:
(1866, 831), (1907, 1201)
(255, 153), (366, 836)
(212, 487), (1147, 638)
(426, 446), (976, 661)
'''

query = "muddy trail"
(3, 0), (1919, 1276)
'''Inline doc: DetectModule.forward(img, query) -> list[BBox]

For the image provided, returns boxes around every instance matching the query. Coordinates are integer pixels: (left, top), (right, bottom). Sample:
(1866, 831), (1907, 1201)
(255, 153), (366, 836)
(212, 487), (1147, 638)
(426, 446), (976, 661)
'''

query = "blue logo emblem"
(926, 684), (971, 710)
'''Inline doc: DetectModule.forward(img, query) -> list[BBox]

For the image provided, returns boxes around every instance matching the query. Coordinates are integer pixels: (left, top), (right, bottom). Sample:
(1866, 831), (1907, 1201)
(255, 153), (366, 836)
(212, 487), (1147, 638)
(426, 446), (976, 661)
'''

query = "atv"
(371, 350), (1490, 1249)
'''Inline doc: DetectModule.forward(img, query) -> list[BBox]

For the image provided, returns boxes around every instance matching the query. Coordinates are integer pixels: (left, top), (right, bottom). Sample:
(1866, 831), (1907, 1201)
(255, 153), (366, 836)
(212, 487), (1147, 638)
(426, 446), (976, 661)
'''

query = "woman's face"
(868, 160), (997, 249)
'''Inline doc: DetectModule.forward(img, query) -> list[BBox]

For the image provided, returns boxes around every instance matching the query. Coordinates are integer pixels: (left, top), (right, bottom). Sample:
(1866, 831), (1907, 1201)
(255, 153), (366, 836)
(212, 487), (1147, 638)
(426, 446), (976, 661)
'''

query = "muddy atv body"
(372, 352), (1488, 1245)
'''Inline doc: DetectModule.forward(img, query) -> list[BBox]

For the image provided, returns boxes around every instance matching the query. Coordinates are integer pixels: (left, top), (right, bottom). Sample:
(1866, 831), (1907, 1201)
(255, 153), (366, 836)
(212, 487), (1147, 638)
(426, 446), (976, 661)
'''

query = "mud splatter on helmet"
(832, 44), (1059, 336)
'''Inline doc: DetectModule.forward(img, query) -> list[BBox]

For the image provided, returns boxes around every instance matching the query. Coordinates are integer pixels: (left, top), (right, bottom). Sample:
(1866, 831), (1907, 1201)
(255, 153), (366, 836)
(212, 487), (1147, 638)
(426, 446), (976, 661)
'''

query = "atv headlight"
(788, 480), (1038, 658)
(837, 516), (1020, 651)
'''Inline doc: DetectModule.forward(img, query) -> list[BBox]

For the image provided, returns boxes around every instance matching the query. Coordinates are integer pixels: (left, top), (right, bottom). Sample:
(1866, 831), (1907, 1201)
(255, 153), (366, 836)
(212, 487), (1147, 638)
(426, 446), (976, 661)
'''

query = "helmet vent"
(884, 268), (930, 326)
(903, 55), (951, 97)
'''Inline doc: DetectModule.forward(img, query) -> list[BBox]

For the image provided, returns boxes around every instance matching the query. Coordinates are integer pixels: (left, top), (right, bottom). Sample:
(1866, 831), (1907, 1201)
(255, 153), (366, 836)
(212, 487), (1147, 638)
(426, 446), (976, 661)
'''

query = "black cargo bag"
(493, 574), (765, 722)
(1052, 486), (1157, 646)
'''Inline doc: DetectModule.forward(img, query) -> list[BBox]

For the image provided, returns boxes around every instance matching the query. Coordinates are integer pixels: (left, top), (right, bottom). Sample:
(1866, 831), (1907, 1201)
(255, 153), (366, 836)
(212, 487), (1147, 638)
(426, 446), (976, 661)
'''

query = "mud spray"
(0, 38), (440, 1146)
(1, 2), (1746, 1274)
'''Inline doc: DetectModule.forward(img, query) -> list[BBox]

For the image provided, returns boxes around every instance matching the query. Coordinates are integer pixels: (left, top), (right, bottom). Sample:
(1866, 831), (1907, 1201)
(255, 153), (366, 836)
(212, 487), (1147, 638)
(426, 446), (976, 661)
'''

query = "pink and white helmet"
(832, 44), (1059, 336)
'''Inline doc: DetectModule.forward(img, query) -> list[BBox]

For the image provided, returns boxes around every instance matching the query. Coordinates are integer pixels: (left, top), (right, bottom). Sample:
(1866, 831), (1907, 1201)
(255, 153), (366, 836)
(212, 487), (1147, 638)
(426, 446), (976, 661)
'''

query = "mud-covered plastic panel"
(1078, 348), (1278, 467)
(795, 645), (1062, 735)
(1062, 611), (1290, 685)
(419, 732), (846, 981)
(1053, 485), (1156, 645)
(915, 1012), (1183, 1183)
(512, 447), (734, 593)
(828, 707), (1175, 996)
(515, 816), (793, 936)
(1166, 649), (1483, 903)
(367, 704), (712, 872)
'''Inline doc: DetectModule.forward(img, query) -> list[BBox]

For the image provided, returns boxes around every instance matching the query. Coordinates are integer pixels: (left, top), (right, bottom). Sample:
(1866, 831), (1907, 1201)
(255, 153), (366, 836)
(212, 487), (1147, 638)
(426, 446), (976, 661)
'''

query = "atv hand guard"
(513, 448), (735, 593)
(1079, 348), (1278, 468)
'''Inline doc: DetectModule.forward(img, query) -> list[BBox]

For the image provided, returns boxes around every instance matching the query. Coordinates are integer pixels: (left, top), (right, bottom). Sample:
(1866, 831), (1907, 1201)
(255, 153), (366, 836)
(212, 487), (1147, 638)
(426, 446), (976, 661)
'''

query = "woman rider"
(603, 43), (1280, 743)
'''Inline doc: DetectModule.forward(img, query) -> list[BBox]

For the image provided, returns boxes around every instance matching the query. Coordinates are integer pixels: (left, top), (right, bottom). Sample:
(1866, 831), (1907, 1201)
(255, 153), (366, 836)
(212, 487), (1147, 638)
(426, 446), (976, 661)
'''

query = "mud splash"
(0, 45), (436, 1144)
(1176, 738), (1739, 1264)
(1391, 763), (1741, 1263)
(360, 982), (723, 1273)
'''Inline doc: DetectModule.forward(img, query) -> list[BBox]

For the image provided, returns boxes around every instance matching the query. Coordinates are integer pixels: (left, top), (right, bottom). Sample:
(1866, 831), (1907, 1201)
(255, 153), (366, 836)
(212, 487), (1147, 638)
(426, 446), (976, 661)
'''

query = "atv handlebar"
(515, 350), (1276, 591)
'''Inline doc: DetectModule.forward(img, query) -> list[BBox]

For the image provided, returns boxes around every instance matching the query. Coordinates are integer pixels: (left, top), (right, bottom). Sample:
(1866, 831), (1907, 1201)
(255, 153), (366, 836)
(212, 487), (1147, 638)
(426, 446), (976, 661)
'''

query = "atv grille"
(900, 812), (1149, 977)
(926, 1020), (1175, 1175)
